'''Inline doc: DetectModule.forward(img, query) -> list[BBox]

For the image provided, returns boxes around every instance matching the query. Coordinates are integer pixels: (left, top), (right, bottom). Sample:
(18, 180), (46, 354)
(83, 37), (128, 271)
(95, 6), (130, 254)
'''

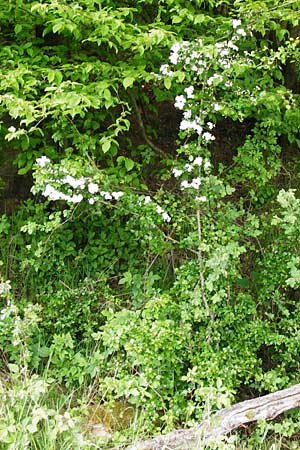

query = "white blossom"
(78, 177), (86, 189)
(144, 196), (151, 204)
(0, 280), (11, 295)
(170, 42), (181, 64)
(207, 74), (223, 86)
(172, 168), (183, 177)
(202, 132), (215, 142)
(156, 205), (163, 214)
(232, 19), (242, 29)
(112, 191), (123, 200)
(193, 157), (203, 166)
(88, 182), (99, 194)
(100, 191), (112, 200)
(160, 64), (171, 75)
(62, 175), (85, 190)
(190, 177), (201, 189)
(196, 196), (207, 202)
(43, 185), (63, 201)
(185, 163), (193, 173)
(36, 156), (50, 167)
(180, 120), (190, 131)
(88, 198), (95, 205)
(69, 194), (83, 203)
(184, 86), (194, 98)
(207, 122), (215, 130)
(220, 59), (231, 69)
(220, 48), (230, 57)
(170, 53), (179, 65)
(174, 95), (186, 110)
(183, 110), (192, 119)
(181, 180), (190, 189)
(227, 41), (239, 51)
(180, 119), (202, 135)
(162, 212), (171, 222)
(171, 42), (181, 54)
(236, 28), (246, 37)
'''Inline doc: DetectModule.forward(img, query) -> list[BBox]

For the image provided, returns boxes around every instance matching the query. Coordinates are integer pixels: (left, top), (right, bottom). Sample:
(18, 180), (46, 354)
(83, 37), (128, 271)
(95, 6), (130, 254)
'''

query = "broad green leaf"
(164, 77), (171, 89)
(125, 158), (134, 171)
(102, 139), (111, 153)
(123, 77), (135, 89)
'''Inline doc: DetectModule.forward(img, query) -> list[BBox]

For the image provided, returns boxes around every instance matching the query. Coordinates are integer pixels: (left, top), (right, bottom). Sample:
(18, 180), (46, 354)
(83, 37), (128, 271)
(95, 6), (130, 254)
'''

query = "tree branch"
(126, 384), (300, 450)
(129, 92), (168, 159)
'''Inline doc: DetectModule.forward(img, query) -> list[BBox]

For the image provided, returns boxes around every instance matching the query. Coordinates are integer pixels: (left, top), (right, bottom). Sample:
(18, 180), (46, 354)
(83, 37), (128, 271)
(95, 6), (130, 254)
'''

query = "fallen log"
(126, 384), (300, 450)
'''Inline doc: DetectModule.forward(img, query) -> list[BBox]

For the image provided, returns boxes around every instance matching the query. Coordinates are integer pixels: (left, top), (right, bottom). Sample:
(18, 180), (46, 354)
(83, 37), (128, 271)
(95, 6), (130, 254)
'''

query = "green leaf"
(103, 88), (111, 101)
(102, 140), (111, 153)
(164, 77), (171, 90)
(123, 77), (135, 89)
(125, 158), (135, 171)
(176, 71), (185, 82)
(172, 16), (182, 24)
(14, 24), (22, 34)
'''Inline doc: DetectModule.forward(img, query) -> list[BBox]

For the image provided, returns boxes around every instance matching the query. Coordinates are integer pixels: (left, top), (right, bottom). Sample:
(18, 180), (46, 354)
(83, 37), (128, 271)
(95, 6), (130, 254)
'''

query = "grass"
(1, 361), (300, 450)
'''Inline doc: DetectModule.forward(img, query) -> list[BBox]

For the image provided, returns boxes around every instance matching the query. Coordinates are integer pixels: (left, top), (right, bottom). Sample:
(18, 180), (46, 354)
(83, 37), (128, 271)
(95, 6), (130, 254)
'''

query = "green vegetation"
(1, 0), (300, 448)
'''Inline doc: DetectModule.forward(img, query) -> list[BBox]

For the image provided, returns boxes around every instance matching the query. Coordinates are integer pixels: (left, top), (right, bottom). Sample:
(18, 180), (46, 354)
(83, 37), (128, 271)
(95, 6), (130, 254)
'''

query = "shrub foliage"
(1, 0), (300, 440)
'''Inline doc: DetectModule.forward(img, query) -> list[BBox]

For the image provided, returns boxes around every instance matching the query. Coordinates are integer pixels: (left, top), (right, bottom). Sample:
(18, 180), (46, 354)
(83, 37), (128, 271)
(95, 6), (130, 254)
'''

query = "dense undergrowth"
(1, 0), (300, 448)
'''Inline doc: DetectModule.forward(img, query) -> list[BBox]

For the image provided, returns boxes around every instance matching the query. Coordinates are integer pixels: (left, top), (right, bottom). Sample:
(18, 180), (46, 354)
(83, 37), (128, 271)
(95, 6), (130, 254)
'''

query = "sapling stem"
(196, 206), (214, 321)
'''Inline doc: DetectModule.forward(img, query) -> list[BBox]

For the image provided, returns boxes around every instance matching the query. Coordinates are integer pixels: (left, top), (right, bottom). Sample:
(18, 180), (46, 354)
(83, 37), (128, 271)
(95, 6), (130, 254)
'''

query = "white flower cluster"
(160, 64), (173, 76)
(162, 17), (250, 141)
(172, 156), (211, 200)
(36, 156), (50, 167)
(180, 117), (203, 135)
(178, 111), (216, 141)
(169, 42), (182, 65)
(35, 157), (123, 205)
(207, 73), (223, 86)
(174, 95), (186, 110)
(156, 205), (171, 222)
(143, 196), (171, 222)
(0, 280), (11, 296)
(232, 18), (247, 36)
